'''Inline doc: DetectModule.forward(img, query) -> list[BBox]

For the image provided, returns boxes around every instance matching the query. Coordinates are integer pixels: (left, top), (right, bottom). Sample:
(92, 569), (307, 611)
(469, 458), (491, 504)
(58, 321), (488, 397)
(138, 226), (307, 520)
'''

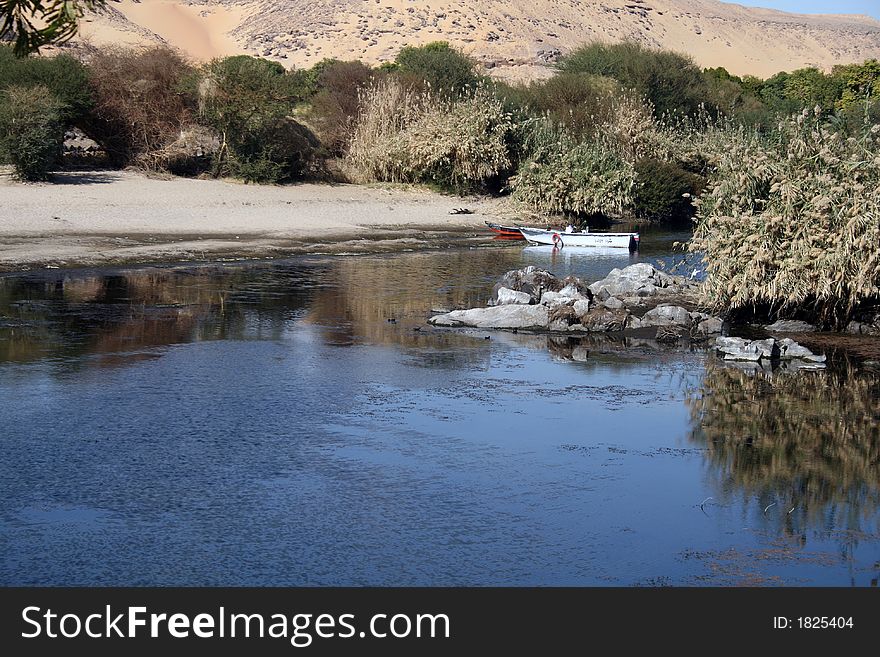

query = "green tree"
(633, 158), (703, 222)
(759, 68), (842, 115)
(559, 41), (710, 117)
(0, 0), (103, 56)
(510, 72), (619, 136)
(702, 66), (769, 126)
(0, 44), (92, 121)
(783, 67), (842, 112)
(833, 59), (880, 110)
(394, 42), (480, 95)
(200, 55), (316, 182)
(0, 84), (63, 179)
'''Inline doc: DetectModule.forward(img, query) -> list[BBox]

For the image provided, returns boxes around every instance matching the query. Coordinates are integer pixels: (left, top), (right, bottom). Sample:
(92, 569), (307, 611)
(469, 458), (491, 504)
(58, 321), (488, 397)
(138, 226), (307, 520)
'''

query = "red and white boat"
(518, 227), (639, 250)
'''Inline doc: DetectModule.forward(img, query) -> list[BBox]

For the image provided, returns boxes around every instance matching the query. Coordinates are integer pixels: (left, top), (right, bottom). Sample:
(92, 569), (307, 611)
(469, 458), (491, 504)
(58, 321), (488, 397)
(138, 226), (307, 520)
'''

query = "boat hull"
(518, 228), (639, 249)
(485, 221), (525, 239)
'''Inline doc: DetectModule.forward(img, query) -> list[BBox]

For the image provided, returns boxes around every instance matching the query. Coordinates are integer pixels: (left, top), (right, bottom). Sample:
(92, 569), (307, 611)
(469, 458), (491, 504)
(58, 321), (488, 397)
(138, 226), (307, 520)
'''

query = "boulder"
(601, 296), (624, 310)
(490, 266), (565, 305)
(845, 321), (880, 336)
(715, 336), (773, 361)
(750, 338), (779, 359)
(495, 287), (532, 305)
(558, 275), (592, 299)
(572, 299), (591, 317)
(765, 319), (817, 333)
(540, 290), (587, 307)
(588, 263), (680, 300)
(626, 315), (645, 329)
(714, 336), (824, 364)
(695, 316), (724, 336)
(778, 338), (826, 363)
(429, 304), (549, 329)
(639, 305), (692, 328)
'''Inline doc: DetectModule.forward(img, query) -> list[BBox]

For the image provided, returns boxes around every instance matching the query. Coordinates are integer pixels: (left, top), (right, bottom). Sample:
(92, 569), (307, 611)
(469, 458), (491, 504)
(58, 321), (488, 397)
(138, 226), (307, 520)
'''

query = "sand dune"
(68, 0), (880, 78)
(79, 0), (248, 60)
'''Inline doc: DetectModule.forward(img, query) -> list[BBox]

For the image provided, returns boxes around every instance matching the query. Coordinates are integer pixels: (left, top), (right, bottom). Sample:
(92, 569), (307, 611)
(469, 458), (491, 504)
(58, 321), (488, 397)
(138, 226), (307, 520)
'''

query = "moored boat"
(485, 221), (525, 240)
(518, 227), (639, 250)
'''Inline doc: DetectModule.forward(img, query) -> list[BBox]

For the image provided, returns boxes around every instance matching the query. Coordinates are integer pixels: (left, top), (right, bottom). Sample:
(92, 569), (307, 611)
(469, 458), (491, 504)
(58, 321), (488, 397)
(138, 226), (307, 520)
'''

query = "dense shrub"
(0, 85), (63, 180)
(633, 158), (703, 222)
(85, 47), (196, 166)
(345, 77), (516, 191)
(393, 42), (481, 95)
(148, 125), (219, 176)
(702, 66), (771, 127)
(228, 118), (320, 182)
(559, 41), (710, 118)
(507, 72), (619, 137)
(511, 119), (635, 219)
(306, 60), (374, 154)
(200, 55), (317, 183)
(758, 68), (843, 116)
(691, 109), (880, 327)
(0, 44), (92, 121)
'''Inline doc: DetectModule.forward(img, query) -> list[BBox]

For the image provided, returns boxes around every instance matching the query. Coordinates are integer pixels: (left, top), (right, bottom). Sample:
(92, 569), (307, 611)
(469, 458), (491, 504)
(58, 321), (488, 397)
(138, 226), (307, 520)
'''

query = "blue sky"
(733, 1), (880, 19)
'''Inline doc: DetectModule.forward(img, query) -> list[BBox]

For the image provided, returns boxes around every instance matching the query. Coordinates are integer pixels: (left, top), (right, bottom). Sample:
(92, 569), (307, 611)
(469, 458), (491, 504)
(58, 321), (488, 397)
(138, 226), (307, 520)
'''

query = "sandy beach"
(0, 169), (511, 271)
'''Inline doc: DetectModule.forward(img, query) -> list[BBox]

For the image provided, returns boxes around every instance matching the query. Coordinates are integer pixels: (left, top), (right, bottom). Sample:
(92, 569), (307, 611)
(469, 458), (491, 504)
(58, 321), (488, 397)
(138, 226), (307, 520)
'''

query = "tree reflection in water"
(687, 361), (880, 540)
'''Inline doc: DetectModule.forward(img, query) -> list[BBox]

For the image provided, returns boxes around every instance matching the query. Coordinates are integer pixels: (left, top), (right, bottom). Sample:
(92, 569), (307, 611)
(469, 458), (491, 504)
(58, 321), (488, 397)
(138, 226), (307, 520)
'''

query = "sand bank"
(0, 170), (513, 271)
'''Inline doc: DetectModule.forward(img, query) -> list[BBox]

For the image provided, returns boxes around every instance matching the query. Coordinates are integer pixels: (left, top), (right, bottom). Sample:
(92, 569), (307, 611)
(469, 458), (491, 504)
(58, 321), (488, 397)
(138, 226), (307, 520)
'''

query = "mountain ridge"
(71, 0), (880, 79)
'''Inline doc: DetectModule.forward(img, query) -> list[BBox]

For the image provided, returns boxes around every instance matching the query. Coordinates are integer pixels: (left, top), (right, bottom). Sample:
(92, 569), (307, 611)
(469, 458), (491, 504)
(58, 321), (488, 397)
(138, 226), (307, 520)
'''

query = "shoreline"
(0, 169), (512, 271)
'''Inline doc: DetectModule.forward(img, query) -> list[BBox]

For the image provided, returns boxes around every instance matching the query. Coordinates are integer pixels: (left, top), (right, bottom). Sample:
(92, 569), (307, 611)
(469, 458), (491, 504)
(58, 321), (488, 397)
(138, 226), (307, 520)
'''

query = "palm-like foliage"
(0, 1), (101, 56)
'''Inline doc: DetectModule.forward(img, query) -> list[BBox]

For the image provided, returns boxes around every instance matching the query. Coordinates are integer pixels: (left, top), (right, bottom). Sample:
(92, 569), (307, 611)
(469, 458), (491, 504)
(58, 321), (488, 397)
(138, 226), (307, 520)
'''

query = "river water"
(1, 230), (878, 586)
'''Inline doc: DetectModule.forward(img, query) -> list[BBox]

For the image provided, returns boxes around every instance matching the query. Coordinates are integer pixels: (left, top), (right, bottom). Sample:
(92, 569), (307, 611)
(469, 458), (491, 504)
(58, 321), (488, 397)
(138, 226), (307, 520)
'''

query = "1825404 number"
(798, 617), (853, 629)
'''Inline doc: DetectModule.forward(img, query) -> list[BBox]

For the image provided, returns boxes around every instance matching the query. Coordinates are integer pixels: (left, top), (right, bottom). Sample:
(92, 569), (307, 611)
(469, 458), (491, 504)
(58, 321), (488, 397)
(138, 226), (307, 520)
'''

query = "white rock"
(640, 305), (692, 327)
(495, 287), (532, 306)
(572, 299), (591, 316)
(429, 305), (549, 329)
(540, 290), (586, 307)
(715, 336), (778, 360)
(778, 338), (826, 362)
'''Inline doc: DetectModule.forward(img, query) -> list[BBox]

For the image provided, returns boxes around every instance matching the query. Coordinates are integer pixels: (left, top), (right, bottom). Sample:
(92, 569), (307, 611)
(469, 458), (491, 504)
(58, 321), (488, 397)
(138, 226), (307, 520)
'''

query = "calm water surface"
(1, 230), (878, 585)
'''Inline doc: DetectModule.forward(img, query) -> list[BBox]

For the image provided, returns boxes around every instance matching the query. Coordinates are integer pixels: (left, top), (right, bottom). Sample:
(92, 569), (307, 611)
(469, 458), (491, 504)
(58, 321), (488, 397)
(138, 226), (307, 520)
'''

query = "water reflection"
(0, 266), (322, 365)
(0, 228), (695, 367)
(1, 243), (877, 585)
(688, 362), (880, 536)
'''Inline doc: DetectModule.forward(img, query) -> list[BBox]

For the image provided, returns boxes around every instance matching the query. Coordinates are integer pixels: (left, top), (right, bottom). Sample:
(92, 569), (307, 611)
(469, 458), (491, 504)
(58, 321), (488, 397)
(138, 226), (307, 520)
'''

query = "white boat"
(518, 227), (639, 250)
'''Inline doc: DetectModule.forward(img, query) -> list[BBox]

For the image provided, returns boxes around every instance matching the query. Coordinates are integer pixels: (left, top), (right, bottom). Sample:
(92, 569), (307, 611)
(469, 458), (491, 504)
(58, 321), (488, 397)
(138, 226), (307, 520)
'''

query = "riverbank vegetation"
(0, 41), (878, 327)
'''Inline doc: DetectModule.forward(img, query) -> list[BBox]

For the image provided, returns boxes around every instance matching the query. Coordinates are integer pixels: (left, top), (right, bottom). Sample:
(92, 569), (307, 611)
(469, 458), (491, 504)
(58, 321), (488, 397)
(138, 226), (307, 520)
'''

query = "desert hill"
(73, 0), (880, 79)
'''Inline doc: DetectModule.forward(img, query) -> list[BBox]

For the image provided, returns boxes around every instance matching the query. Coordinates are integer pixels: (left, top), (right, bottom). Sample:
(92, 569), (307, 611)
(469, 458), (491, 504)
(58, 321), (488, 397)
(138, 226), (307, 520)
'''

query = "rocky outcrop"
(846, 320), (880, 336)
(588, 263), (694, 301)
(714, 336), (825, 367)
(431, 264), (725, 337)
(489, 266), (572, 305)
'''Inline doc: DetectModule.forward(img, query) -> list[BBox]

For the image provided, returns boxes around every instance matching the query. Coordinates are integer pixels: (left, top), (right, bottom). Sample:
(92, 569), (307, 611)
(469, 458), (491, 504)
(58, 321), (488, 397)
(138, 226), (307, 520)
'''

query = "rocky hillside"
(74, 0), (880, 78)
